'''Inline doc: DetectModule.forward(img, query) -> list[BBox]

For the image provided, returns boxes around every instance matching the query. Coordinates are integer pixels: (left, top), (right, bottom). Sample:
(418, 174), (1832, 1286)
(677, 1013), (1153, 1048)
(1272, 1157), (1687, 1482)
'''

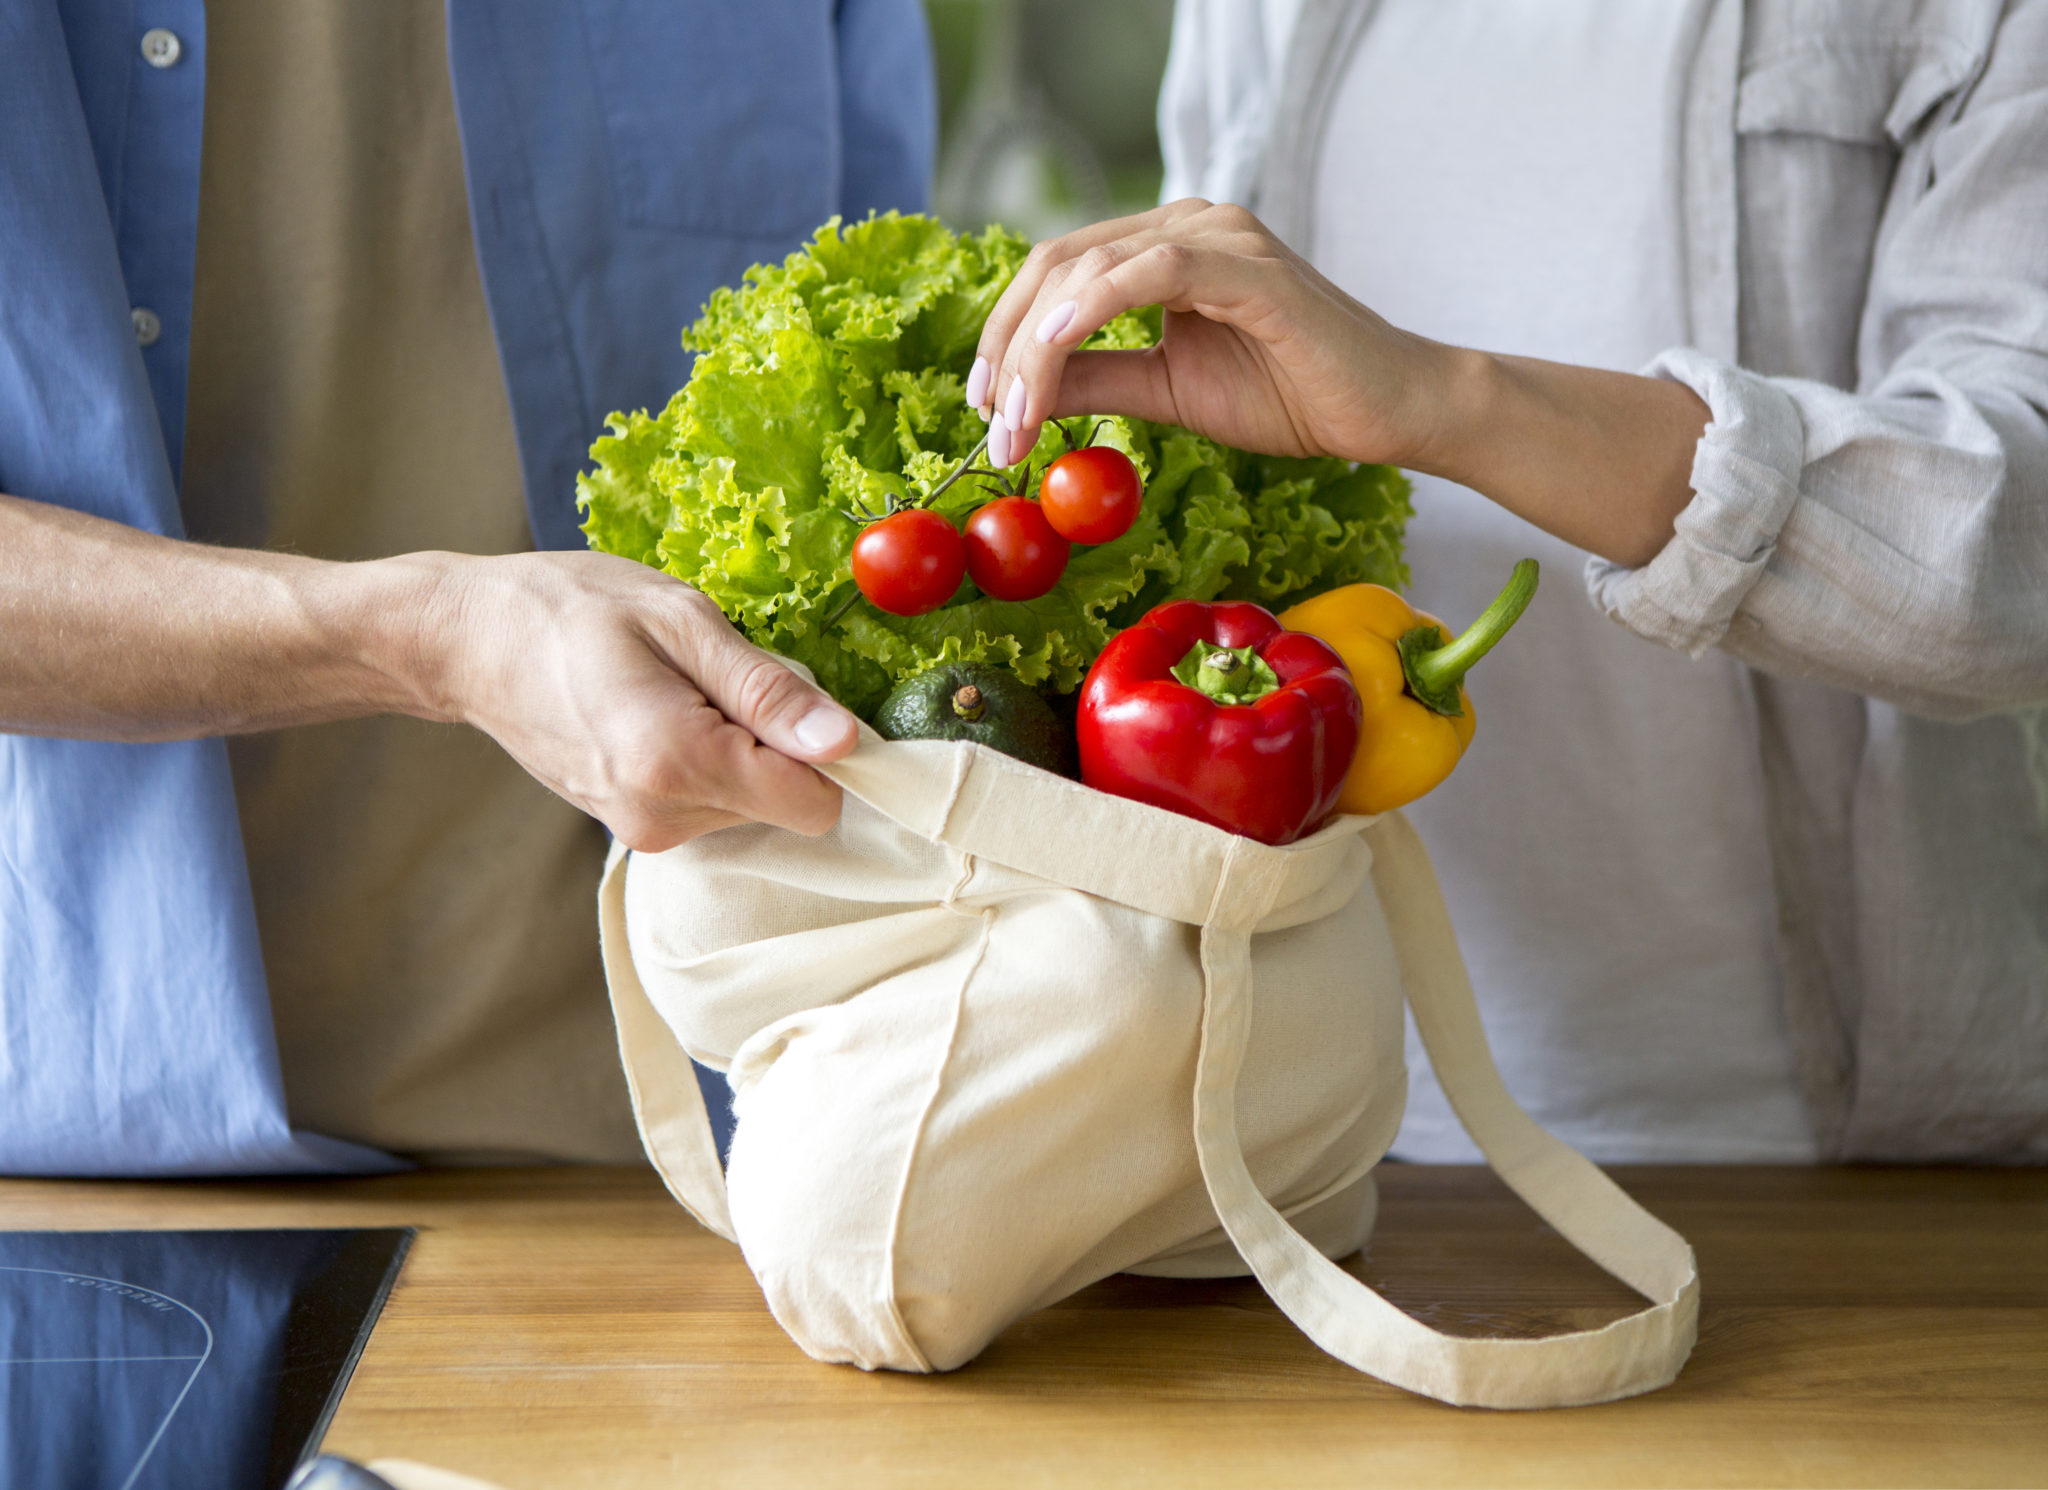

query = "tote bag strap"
(822, 736), (1365, 927)
(1190, 812), (1700, 1408)
(598, 841), (737, 1242)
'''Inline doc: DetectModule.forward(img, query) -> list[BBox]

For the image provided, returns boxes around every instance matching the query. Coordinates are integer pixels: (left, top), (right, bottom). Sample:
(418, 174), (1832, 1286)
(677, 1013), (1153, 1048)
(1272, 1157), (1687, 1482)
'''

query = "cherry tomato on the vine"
(1039, 446), (1142, 545)
(852, 508), (966, 616)
(964, 497), (1070, 602)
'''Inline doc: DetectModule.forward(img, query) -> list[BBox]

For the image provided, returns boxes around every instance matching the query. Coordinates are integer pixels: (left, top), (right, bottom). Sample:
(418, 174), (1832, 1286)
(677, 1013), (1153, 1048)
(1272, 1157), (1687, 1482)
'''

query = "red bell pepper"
(1077, 600), (1362, 846)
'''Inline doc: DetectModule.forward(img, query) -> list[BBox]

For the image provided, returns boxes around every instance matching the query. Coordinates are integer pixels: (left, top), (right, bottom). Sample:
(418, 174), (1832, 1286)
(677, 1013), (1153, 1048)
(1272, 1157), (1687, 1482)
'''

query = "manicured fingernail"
(1004, 377), (1026, 428)
(987, 413), (1012, 467)
(793, 706), (854, 754)
(1036, 300), (1078, 343)
(965, 356), (991, 409)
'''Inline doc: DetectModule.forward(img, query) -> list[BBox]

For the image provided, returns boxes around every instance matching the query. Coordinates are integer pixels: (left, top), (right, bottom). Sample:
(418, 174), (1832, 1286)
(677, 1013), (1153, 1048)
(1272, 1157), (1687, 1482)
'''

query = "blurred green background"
(922, 0), (1176, 238)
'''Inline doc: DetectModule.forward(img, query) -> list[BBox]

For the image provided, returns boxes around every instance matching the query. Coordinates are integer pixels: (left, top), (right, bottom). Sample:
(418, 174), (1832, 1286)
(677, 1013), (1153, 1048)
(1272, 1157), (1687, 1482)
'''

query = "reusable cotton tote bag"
(598, 731), (1699, 1408)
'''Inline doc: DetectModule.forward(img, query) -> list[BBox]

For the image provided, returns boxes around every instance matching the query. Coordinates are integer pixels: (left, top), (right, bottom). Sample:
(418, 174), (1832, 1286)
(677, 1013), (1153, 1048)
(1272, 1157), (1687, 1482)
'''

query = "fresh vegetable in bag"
(1077, 600), (1361, 845)
(871, 663), (1070, 776)
(576, 214), (1410, 718)
(1280, 560), (1538, 815)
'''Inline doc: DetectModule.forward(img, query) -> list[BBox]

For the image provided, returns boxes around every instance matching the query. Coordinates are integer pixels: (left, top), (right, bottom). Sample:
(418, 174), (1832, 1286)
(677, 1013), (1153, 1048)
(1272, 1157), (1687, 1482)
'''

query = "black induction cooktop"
(0, 1227), (412, 1490)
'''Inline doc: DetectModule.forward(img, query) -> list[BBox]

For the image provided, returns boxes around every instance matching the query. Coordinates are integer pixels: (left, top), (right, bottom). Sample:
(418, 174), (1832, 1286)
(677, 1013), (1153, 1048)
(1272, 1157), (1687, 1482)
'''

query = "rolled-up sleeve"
(1588, 1), (2048, 720)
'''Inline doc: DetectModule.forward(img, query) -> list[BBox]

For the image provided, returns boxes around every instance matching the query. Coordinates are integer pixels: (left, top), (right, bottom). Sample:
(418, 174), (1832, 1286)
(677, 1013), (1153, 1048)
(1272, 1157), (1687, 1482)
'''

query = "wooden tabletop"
(3, 1164), (2042, 1489)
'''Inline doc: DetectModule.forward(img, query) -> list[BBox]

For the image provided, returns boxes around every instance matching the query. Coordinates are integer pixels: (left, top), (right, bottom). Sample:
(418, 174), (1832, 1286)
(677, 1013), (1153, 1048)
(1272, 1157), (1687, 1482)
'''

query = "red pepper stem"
(1403, 558), (1539, 714)
(1172, 641), (1280, 706)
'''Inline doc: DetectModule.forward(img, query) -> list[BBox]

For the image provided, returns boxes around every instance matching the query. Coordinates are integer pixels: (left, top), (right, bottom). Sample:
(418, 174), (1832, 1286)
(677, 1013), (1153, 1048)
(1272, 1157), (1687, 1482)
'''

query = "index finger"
(969, 200), (1211, 419)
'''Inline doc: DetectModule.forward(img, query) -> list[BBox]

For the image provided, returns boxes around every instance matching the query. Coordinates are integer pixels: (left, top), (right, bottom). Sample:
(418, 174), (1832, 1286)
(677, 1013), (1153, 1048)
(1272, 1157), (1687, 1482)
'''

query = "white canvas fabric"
(599, 733), (1698, 1407)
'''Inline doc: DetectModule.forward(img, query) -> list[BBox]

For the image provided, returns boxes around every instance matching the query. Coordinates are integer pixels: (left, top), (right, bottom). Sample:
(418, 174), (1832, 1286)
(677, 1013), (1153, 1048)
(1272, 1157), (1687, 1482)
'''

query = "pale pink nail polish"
(987, 413), (1012, 467)
(1004, 377), (1026, 428)
(965, 356), (990, 409)
(1036, 300), (1078, 343)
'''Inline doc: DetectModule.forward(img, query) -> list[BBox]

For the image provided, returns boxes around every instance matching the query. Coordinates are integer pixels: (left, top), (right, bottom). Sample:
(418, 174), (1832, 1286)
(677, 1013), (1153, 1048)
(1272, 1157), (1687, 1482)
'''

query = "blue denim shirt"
(0, 0), (934, 1174)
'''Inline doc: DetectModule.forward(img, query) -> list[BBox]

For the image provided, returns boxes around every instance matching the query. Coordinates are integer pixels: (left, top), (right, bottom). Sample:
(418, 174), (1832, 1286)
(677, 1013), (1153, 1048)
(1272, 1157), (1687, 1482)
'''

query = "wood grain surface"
(3, 1165), (2042, 1489)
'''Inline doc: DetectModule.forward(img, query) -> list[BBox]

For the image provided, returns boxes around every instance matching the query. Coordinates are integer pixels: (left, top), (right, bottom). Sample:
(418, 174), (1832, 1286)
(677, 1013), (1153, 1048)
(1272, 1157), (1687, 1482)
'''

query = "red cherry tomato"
(851, 508), (966, 616)
(1039, 446), (1142, 545)
(964, 497), (1071, 602)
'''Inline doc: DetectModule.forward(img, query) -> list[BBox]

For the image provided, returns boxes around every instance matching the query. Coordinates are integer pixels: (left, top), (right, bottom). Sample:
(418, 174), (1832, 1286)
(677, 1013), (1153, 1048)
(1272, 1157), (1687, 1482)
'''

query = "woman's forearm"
(972, 200), (1712, 572)
(1414, 347), (1711, 568)
(0, 492), (439, 740)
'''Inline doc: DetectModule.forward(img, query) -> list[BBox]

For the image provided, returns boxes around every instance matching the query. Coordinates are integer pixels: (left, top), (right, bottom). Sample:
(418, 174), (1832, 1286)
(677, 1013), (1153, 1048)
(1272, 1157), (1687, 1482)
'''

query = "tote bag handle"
(599, 840), (738, 1242)
(1188, 811), (1699, 1408)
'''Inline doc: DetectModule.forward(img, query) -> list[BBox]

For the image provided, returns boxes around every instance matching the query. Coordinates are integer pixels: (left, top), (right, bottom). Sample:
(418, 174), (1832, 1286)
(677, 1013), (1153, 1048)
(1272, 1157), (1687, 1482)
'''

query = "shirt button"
(140, 28), (182, 68)
(132, 307), (162, 347)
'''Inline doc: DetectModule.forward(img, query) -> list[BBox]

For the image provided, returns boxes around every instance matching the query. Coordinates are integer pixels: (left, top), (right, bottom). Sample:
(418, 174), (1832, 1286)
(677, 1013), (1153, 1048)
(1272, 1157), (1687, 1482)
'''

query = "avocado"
(871, 663), (1073, 776)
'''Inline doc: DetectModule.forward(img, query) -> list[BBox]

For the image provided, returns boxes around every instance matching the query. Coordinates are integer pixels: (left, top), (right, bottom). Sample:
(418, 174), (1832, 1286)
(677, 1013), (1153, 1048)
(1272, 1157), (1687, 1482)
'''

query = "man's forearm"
(0, 493), (446, 740)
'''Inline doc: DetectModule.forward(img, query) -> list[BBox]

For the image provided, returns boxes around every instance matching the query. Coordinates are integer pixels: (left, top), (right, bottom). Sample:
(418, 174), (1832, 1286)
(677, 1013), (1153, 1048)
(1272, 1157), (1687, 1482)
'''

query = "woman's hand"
(971, 200), (1449, 470)
(970, 200), (1710, 569)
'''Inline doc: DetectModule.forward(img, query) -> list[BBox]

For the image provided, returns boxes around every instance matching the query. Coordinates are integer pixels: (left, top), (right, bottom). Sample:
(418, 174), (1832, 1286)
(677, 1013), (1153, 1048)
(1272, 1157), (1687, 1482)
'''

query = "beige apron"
(181, 0), (639, 1163)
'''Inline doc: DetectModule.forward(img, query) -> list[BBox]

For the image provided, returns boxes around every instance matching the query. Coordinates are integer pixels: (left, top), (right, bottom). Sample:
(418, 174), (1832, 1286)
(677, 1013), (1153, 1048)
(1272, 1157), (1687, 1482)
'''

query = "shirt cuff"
(1584, 348), (1806, 658)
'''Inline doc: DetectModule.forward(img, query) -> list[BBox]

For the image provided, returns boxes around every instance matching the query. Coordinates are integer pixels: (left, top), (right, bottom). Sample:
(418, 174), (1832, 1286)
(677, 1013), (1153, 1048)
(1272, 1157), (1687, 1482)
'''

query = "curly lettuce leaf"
(579, 213), (1410, 717)
(575, 401), (678, 568)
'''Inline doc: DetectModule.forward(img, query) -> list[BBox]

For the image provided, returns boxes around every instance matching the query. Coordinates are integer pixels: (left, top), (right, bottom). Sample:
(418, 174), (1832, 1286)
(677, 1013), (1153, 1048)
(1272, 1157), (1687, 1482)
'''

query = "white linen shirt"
(1309, 0), (1816, 1164)
(1161, 0), (2048, 1160)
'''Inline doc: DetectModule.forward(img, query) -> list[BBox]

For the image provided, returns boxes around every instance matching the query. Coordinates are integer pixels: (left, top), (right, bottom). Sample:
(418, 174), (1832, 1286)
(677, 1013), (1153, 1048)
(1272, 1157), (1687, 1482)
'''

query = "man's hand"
(0, 494), (859, 848)
(410, 551), (856, 850)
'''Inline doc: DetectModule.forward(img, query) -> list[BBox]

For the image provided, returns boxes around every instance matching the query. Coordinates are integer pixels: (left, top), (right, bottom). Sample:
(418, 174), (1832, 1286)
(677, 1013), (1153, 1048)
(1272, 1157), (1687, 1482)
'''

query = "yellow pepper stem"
(1400, 558), (1540, 717)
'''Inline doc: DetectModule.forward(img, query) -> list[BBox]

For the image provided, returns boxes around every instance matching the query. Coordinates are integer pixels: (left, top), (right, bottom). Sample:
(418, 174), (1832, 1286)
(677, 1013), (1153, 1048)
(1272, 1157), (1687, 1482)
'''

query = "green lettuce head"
(578, 213), (1410, 717)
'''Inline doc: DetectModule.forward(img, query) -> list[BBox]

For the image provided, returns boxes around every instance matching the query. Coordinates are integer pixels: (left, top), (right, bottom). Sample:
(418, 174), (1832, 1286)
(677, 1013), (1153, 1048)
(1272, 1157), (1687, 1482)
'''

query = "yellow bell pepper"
(1279, 559), (1538, 815)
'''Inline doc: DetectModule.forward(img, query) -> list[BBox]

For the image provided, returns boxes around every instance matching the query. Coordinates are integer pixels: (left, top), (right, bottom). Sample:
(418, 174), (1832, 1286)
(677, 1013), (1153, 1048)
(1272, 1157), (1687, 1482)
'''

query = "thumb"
(670, 599), (859, 762)
(741, 651), (861, 762)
